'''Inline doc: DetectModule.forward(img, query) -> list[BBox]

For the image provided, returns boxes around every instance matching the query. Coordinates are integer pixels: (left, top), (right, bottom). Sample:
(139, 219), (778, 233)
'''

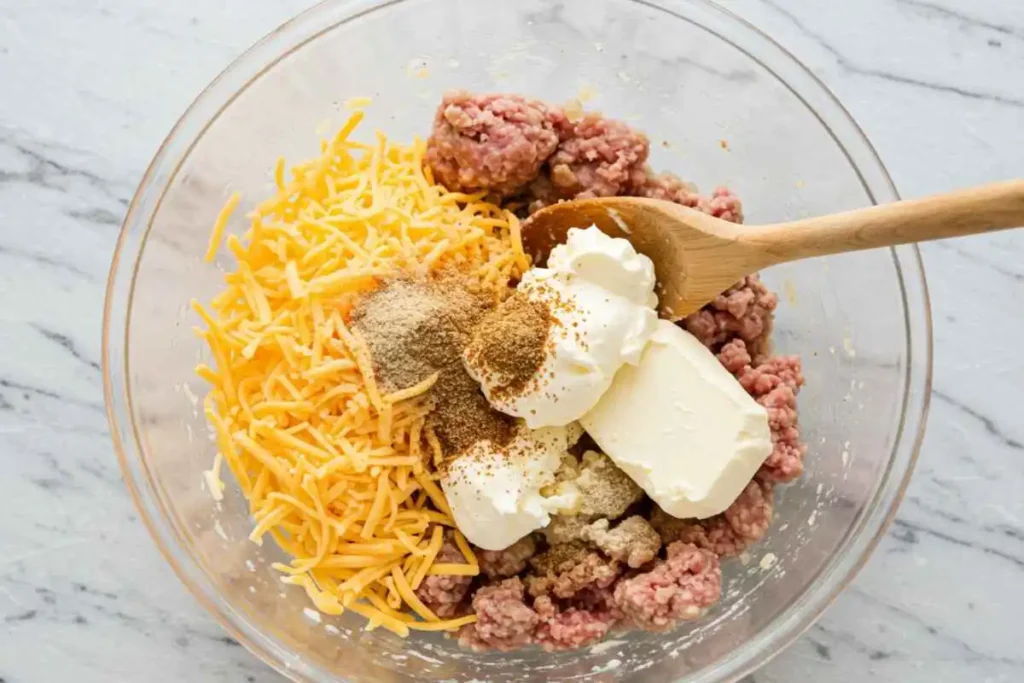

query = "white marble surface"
(1, 0), (1022, 681)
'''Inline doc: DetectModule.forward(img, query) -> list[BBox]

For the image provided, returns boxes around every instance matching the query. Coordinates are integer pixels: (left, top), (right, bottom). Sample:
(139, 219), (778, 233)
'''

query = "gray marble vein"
(895, 0), (1024, 40)
(0, 0), (1021, 682)
(754, 0), (1024, 107)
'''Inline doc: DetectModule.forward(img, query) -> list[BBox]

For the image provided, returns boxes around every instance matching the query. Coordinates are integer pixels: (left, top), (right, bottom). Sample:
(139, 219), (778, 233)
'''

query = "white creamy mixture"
(441, 423), (582, 551)
(581, 319), (773, 518)
(447, 226), (773, 550)
(466, 227), (659, 429)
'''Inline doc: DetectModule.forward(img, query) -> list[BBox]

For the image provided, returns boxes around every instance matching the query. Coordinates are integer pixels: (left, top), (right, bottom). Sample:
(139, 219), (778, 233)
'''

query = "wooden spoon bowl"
(521, 181), (1024, 320)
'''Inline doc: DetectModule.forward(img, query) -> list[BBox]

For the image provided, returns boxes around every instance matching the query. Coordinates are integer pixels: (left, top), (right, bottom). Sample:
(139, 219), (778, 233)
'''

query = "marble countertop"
(1, 0), (1022, 681)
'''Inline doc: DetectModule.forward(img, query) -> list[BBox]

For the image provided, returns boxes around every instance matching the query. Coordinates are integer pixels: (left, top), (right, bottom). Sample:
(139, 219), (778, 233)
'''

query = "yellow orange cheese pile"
(194, 108), (528, 635)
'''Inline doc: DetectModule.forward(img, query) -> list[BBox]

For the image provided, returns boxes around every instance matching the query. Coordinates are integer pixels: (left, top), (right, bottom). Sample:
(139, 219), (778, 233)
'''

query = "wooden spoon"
(520, 180), (1024, 320)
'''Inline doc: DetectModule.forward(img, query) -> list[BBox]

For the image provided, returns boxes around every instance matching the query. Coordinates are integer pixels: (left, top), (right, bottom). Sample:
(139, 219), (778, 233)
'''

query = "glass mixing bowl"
(103, 0), (932, 680)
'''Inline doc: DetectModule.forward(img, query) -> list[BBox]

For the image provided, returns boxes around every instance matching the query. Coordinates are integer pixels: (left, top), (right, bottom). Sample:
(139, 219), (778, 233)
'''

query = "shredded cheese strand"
(205, 192), (241, 262)
(196, 109), (526, 636)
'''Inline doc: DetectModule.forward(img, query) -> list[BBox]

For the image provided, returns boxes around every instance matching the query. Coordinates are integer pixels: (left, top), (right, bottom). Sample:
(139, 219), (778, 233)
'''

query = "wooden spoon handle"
(740, 180), (1024, 266)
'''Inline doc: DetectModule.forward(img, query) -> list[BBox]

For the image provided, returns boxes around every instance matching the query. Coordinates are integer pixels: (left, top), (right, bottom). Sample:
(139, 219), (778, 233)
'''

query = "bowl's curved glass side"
(106, 0), (929, 682)
(102, 2), (386, 679)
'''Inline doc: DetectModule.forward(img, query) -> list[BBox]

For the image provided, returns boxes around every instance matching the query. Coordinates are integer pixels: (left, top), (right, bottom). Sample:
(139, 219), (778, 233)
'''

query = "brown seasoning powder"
(529, 541), (592, 575)
(464, 291), (553, 402)
(350, 275), (514, 460)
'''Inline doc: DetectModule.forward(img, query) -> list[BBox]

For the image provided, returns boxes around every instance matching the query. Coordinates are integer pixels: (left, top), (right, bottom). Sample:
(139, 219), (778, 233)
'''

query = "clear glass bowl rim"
(102, 1), (933, 681)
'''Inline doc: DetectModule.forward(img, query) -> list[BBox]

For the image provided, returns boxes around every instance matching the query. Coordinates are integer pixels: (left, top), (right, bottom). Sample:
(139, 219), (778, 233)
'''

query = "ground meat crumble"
(633, 170), (745, 224)
(683, 274), (779, 361)
(422, 91), (806, 653)
(479, 535), (537, 579)
(652, 479), (775, 557)
(541, 514), (591, 546)
(414, 535), (473, 618)
(426, 91), (565, 197)
(525, 550), (620, 600)
(582, 516), (661, 568)
(458, 577), (538, 652)
(718, 339), (806, 482)
(573, 450), (645, 518)
(544, 113), (650, 200)
(613, 542), (722, 630)
(533, 595), (617, 651)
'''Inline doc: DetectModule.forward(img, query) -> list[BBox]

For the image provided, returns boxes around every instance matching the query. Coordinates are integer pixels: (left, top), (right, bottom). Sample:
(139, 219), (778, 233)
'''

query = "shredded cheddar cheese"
(196, 109), (519, 636)
(205, 192), (241, 263)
